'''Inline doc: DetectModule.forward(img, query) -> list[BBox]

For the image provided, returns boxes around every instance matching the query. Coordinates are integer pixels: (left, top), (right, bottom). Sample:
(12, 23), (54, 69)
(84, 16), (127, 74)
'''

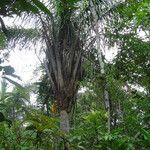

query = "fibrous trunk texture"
(60, 110), (70, 133)
(60, 110), (70, 149)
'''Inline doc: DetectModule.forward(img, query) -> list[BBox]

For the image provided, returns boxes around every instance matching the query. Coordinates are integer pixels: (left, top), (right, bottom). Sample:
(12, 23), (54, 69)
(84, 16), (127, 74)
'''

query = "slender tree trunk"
(90, 1), (112, 133)
(4, 143), (8, 150)
(46, 100), (50, 116)
(95, 24), (111, 133)
(104, 87), (111, 133)
(118, 99), (123, 122)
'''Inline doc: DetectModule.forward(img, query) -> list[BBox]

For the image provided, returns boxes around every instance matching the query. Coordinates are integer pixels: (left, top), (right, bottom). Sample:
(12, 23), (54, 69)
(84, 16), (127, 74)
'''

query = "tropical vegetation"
(0, 0), (149, 149)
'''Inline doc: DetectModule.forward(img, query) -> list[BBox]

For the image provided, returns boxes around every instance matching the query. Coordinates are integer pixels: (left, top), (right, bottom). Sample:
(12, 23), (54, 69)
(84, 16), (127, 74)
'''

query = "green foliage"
(0, 0), (149, 149)
(25, 110), (59, 132)
(0, 32), (6, 49)
(0, 0), (52, 16)
(114, 0), (150, 28)
(0, 56), (23, 88)
(69, 108), (150, 149)
(31, 0), (52, 16)
(0, 112), (5, 122)
(126, 0), (150, 27)
(55, 0), (80, 15)
(24, 110), (69, 149)
(69, 110), (107, 149)
(113, 34), (150, 89)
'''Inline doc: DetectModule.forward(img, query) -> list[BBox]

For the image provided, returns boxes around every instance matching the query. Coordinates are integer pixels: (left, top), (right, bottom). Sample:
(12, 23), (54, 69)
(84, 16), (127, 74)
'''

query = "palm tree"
(0, 79), (29, 121)
(39, 0), (125, 135)
(1, 0), (125, 136)
(40, 1), (82, 134)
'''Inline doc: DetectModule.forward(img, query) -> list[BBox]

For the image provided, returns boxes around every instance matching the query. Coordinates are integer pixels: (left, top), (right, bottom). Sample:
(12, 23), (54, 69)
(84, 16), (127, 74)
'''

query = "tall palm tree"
(40, 1), (82, 134)
(39, 0), (124, 135)
(1, 0), (125, 136)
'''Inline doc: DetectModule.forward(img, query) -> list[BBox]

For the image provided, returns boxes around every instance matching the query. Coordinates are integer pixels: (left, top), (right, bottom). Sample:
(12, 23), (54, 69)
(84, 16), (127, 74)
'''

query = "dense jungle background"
(0, 0), (149, 149)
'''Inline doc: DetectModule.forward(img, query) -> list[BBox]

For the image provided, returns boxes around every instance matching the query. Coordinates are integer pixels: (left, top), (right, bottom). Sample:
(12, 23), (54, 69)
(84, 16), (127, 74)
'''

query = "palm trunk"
(60, 110), (70, 133)
(60, 110), (70, 150)
(42, 1), (81, 148)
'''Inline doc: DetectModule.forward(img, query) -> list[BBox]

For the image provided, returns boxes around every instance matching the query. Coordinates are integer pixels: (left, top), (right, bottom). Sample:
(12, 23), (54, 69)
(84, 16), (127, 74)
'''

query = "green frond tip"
(8, 28), (40, 41)
(2, 76), (24, 89)
(32, 0), (52, 16)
